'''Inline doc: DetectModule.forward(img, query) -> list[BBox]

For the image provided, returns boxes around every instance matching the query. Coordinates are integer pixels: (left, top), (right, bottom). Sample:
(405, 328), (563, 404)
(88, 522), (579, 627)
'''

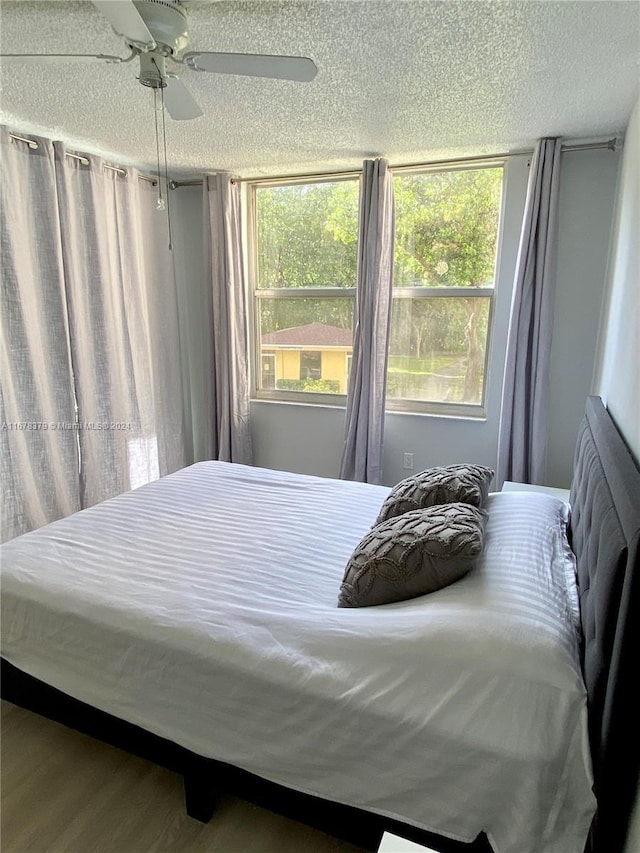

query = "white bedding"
(1, 462), (595, 853)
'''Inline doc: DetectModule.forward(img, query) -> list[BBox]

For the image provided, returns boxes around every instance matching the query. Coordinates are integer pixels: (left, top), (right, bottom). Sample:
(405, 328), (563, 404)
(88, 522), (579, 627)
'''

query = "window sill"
(385, 399), (486, 419)
(385, 408), (488, 423)
(251, 396), (488, 422)
(251, 393), (347, 409)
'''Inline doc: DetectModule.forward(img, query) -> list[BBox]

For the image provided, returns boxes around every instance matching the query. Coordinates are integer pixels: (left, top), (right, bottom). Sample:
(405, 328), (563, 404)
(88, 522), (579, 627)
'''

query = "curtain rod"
(168, 137), (618, 189)
(8, 132), (158, 185)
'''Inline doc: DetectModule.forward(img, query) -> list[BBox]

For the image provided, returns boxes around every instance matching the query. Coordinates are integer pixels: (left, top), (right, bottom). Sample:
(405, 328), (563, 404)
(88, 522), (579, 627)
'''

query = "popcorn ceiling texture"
(0, 0), (638, 178)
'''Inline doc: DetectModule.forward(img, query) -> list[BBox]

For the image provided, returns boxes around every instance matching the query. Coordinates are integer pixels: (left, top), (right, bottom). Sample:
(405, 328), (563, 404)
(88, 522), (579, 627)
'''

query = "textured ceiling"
(0, 0), (638, 178)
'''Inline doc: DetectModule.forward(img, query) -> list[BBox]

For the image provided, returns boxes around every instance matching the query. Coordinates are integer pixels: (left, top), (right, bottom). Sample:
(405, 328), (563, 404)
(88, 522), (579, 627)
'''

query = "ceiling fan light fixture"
(139, 51), (167, 88)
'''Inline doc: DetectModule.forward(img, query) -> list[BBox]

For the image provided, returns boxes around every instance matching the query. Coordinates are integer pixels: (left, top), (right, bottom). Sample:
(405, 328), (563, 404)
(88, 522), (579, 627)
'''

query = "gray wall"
(547, 147), (622, 486)
(251, 400), (346, 478)
(172, 147), (621, 488)
(171, 186), (210, 463)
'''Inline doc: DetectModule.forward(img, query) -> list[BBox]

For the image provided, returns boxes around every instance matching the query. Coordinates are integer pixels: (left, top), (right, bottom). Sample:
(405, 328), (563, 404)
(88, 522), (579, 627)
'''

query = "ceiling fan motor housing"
(132, 0), (189, 55)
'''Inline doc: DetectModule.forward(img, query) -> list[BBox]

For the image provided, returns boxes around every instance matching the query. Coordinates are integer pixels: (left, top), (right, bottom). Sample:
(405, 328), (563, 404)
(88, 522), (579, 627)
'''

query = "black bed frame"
(2, 396), (639, 853)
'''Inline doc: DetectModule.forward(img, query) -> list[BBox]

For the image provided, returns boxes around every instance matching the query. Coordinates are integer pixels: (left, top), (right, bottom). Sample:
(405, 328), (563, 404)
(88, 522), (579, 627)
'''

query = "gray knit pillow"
(375, 463), (494, 525)
(338, 503), (487, 608)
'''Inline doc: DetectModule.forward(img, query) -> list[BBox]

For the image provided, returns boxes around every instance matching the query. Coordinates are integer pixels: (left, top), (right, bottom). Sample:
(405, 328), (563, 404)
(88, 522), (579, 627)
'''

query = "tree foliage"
(393, 168), (502, 288)
(257, 181), (359, 291)
(258, 297), (354, 336)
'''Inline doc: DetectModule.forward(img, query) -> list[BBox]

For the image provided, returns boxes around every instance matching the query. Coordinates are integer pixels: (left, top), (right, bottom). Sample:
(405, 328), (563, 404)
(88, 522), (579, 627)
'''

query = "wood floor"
(1, 701), (367, 853)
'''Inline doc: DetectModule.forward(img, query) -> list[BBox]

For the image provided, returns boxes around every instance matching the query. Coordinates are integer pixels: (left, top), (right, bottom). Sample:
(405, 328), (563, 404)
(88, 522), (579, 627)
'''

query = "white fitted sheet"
(1, 462), (595, 853)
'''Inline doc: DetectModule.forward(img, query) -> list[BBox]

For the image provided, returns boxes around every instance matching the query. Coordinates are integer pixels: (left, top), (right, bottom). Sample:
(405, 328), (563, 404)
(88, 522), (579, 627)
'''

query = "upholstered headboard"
(569, 396), (640, 853)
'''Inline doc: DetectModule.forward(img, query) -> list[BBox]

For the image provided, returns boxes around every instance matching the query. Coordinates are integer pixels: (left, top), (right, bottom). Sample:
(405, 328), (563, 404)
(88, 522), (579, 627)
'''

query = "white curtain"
(54, 143), (186, 507)
(496, 138), (562, 488)
(340, 159), (395, 484)
(1, 125), (188, 540)
(1, 128), (81, 540)
(203, 174), (252, 464)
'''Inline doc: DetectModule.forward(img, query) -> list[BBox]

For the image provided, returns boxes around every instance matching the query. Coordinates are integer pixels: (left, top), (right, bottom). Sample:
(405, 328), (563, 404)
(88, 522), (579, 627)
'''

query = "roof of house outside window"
(261, 322), (353, 348)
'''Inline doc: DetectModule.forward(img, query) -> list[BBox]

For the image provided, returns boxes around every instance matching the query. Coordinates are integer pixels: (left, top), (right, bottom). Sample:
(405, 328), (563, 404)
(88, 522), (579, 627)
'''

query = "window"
(261, 352), (276, 389)
(389, 165), (504, 415)
(251, 164), (505, 415)
(252, 178), (358, 400)
(300, 351), (321, 380)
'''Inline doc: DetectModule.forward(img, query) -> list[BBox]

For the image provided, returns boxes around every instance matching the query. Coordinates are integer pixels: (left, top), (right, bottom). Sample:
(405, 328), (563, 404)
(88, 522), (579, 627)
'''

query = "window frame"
(248, 174), (357, 407)
(248, 160), (507, 416)
(387, 160), (505, 418)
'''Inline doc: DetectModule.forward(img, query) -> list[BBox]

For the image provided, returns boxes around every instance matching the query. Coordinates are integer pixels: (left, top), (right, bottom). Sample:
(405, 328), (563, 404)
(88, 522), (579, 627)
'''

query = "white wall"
(592, 95), (640, 853)
(595, 97), (640, 463)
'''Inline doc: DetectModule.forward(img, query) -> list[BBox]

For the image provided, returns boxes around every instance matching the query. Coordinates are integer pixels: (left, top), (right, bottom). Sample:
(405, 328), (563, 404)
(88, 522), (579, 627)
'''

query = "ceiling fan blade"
(92, 0), (156, 51)
(163, 76), (204, 121)
(183, 52), (317, 82)
(0, 53), (126, 64)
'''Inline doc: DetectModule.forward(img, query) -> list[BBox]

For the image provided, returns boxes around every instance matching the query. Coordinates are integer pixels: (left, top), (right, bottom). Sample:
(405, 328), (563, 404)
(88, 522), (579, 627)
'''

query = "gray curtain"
(1, 124), (188, 540)
(496, 138), (562, 488)
(54, 143), (187, 507)
(340, 159), (395, 484)
(203, 174), (252, 464)
(1, 128), (81, 540)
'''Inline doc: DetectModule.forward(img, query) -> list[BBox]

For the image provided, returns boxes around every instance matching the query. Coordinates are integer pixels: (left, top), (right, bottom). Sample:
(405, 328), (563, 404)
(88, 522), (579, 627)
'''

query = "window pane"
(300, 351), (322, 380)
(393, 168), (503, 288)
(256, 181), (359, 289)
(261, 353), (276, 390)
(258, 297), (353, 394)
(387, 297), (490, 405)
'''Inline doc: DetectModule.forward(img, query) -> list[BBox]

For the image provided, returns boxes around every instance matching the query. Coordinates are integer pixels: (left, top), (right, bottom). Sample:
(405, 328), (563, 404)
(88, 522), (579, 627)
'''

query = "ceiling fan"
(0, 0), (318, 121)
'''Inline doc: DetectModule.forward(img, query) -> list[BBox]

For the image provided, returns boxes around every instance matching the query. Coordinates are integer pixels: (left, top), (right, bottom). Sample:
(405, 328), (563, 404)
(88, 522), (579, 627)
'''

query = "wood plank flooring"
(1, 701), (367, 853)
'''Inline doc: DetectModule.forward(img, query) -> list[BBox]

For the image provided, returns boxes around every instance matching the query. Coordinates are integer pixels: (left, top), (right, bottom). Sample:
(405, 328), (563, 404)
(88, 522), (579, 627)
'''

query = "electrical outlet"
(403, 452), (414, 470)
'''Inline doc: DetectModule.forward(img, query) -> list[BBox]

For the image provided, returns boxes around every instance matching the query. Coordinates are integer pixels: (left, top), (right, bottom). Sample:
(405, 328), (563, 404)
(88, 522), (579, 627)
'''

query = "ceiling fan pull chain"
(153, 86), (165, 212)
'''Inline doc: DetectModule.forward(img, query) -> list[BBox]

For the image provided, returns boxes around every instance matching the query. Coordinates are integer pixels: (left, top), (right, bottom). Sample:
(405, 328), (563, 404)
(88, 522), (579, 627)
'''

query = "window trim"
(256, 288), (356, 299)
(391, 287), (492, 299)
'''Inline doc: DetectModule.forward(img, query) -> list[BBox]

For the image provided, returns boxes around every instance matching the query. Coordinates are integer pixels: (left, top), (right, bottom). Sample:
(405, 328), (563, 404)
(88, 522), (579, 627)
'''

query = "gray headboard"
(569, 396), (640, 853)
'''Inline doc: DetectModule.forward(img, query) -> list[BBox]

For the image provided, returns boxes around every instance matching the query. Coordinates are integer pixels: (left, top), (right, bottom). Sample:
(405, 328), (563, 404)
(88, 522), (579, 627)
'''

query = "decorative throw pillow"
(338, 503), (487, 608)
(375, 463), (494, 525)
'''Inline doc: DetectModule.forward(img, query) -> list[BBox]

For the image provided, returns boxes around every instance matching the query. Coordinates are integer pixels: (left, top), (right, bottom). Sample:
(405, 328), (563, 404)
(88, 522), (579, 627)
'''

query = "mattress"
(0, 461), (596, 853)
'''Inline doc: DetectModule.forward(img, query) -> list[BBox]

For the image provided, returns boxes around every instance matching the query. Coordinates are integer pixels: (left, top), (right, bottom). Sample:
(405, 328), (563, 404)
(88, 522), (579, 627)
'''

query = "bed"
(1, 396), (638, 853)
